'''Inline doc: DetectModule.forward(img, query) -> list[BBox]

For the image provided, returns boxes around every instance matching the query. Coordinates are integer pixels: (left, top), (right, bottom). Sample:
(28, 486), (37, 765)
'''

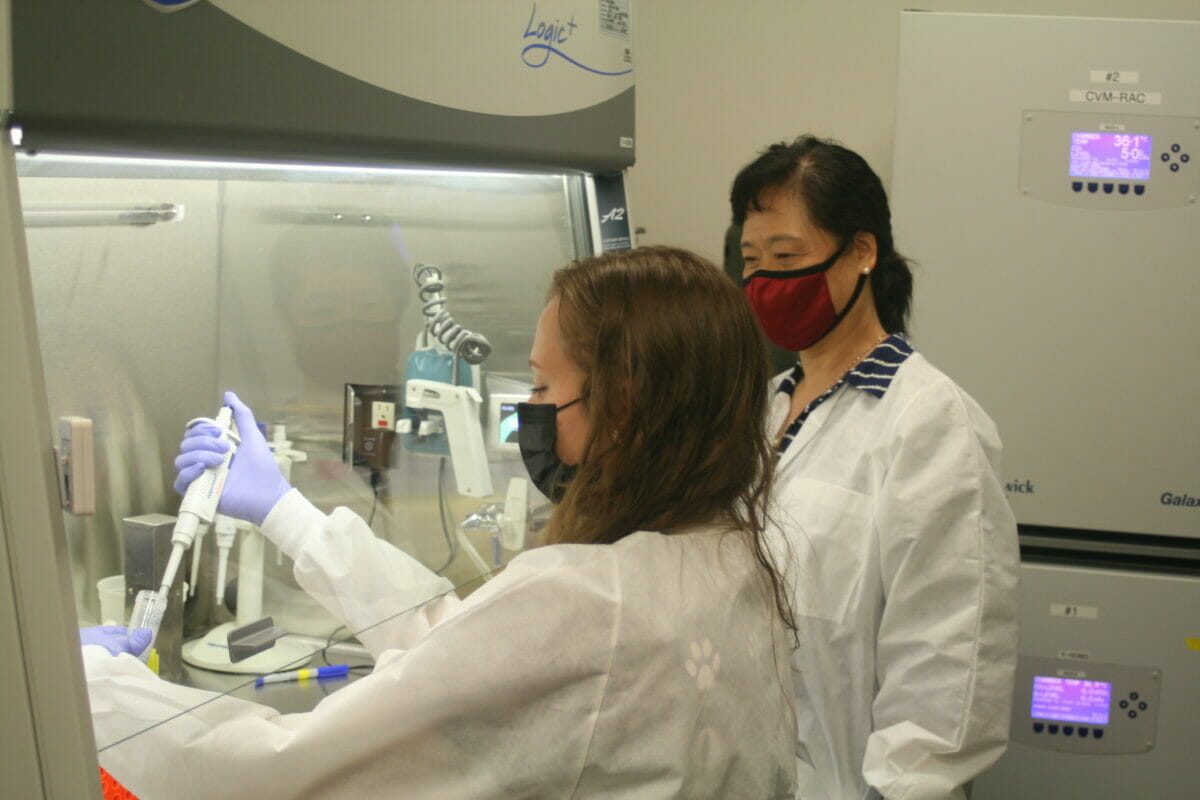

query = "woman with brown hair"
(83, 246), (799, 799)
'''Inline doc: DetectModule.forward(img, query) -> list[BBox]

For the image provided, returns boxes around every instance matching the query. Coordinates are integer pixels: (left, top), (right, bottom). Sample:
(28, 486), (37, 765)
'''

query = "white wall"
(626, 0), (1200, 263)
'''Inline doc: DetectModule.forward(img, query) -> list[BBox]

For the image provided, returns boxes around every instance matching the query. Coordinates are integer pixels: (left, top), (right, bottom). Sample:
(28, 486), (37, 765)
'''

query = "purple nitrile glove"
(80, 625), (153, 657)
(172, 391), (291, 527)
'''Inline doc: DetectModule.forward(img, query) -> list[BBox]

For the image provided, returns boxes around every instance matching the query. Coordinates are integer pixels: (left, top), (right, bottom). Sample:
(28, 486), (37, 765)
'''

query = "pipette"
(214, 419), (309, 587)
(213, 423), (307, 600)
(212, 513), (240, 605)
(160, 405), (237, 596)
(131, 405), (237, 659)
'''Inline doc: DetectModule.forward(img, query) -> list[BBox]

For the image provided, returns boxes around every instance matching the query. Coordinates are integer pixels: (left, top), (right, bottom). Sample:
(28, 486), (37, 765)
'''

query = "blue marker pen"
(255, 664), (350, 687)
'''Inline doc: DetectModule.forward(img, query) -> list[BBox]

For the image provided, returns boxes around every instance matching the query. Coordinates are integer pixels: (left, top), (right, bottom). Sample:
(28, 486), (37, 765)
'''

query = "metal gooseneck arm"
(412, 263), (492, 366)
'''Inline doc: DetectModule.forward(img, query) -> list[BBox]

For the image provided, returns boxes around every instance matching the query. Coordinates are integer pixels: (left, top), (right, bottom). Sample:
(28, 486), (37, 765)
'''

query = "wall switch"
(55, 416), (95, 516)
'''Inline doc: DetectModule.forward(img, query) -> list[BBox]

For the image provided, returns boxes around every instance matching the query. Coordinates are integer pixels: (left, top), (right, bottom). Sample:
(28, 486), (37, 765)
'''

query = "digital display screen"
(1070, 132), (1153, 180)
(1031, 676), (1111, 725)
(498, 401), (520, 444)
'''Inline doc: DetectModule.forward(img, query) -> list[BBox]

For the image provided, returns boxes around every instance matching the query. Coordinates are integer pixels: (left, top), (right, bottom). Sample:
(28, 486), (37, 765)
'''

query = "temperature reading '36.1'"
(1113, 134), (1150, 162)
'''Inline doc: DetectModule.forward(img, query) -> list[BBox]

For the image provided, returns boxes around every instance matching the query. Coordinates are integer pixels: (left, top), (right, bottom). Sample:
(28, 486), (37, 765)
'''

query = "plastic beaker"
(96, 575), (126, 626)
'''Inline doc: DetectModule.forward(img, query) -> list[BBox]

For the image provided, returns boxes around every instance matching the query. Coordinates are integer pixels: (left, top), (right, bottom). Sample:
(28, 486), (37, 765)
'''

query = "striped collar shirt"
(775, 334), (914, 456)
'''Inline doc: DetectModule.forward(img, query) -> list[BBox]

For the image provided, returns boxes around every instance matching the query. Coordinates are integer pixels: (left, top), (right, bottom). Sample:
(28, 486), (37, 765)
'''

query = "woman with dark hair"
(731, 135), (1020, 800)
(82, 247), (799, 799)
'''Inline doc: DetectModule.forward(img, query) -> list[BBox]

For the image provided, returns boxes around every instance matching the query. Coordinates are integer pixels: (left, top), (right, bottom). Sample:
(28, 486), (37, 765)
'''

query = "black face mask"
(517, 398), (581, 503)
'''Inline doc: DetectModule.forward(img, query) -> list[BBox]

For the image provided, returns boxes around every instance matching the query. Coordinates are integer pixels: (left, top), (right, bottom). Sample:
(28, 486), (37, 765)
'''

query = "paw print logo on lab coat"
(685, 639), (720, 690)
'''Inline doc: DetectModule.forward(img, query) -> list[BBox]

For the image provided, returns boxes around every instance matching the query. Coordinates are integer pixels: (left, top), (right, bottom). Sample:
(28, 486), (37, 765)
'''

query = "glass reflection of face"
(286, 261), (403, 388)
(288, 262), (400, 328)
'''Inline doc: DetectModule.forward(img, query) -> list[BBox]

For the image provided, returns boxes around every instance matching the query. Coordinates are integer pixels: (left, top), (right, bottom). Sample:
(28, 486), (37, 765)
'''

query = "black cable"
(367, 469), (381, 527)
(318, 625), (347, 667)
(429, 352), (466, 575)
(432, 457), (458, 574)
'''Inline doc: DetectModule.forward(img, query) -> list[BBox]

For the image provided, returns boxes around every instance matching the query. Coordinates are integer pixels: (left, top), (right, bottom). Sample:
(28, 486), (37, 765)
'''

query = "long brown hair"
(540, 246), (795, 636)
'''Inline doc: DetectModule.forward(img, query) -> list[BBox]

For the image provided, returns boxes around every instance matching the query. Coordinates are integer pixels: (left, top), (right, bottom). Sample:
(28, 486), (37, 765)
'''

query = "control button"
(1171, 143), (1181, 153)
(1094, 729), (1104, 739)
(1072, 181), (1083, 192)
(1182, 154), (1191, 163)
(1033, 722), (1045, 733)
(1171, 163), (1180, 172)
(1161, 152), (1172, 162)
(1103, 183), (1114, 194)
(1128, 710), (1137, 719)
(1138, 702), (1148, 711)
(1078, 727), (1089, 737)
(1120, 699), (1129, 709)
(1087, 182), (1099, 193)
(1064, 725), (1075, 736)
(1049, 724), (1060, 734)
(1119, 184), (1130, 194)
(1135, 185), (1146, 195)
(1130, 692), (1139, 700)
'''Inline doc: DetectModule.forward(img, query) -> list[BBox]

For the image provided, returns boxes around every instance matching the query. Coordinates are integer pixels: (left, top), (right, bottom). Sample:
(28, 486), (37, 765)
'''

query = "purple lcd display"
(1070, 132), (1153, 180)
(1031, 676), (1111, 725)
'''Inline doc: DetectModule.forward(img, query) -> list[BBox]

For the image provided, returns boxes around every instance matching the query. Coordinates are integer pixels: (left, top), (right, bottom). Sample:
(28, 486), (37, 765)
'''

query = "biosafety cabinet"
(892, 12), (1200, 799)
(0, 1), (635, 796)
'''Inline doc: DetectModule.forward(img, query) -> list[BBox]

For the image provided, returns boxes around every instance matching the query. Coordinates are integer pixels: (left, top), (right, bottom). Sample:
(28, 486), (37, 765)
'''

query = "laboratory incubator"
(892, 12), (1200, 798)
(0, 0), (635, 795)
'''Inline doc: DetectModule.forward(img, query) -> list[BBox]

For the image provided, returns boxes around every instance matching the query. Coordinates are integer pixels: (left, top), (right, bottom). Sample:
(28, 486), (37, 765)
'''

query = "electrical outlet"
(371, 401), (396, 430)
(344, 384), (404, 470)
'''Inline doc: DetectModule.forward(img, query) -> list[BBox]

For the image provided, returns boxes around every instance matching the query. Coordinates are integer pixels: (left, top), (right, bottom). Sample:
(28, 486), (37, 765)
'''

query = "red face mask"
(742, 240), (867, 352)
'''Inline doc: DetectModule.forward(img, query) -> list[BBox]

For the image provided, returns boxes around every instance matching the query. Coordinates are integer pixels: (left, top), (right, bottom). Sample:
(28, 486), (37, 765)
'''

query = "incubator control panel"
(1019, 110), (1199, 210)
(1011, 656), (1161, 754)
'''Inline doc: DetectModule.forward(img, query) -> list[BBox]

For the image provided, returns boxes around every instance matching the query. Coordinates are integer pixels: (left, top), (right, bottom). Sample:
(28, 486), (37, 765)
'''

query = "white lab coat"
(85, 491), (798, 799)
(769, 349), (1020, 800)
